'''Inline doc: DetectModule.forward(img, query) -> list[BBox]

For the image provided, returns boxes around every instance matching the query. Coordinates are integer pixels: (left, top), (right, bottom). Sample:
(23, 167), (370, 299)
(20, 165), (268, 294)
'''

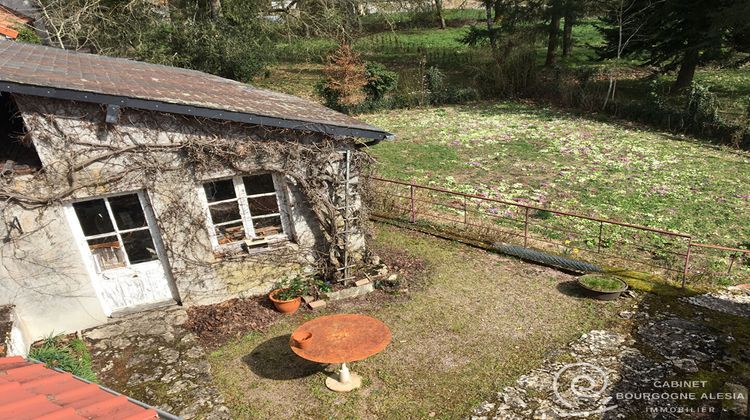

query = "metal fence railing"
(367, 176), (750, 287)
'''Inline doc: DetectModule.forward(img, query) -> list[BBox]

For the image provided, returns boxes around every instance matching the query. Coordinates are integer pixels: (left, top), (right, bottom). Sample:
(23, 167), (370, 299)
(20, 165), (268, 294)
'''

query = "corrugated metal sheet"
(0, 356), (160, 420)
(0, 40), (392, 139)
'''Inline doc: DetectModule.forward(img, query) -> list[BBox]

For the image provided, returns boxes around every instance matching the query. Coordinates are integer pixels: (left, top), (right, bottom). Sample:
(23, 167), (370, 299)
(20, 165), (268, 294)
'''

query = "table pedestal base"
(326, 363), (361, 392)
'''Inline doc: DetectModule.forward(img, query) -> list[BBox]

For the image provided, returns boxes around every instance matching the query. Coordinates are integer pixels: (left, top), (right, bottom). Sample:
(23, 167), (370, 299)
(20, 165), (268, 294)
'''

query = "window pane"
(243, 174), (275, 196)
(74, 199), (114, 236)
(203, 179), (236, 202)
(108, 194), (146, 230)
(215, 221), (245, 244)
(121, 229), (158, 264)
(209, 201), (241, 224)
(247, 195), (280, 216)
(252, 216), (283, 237)
(87, 235), (125, 270)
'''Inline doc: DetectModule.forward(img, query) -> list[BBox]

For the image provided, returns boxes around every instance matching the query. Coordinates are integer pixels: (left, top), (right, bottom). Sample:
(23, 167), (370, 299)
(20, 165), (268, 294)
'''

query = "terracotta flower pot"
(269, 288), (301, 314)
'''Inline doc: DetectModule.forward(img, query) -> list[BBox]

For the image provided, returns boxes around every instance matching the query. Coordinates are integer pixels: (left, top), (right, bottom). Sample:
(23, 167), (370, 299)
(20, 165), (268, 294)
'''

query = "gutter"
(355, 133), (396, 149)
(29, 358), (182, 420)
(1, 81), (392, 141)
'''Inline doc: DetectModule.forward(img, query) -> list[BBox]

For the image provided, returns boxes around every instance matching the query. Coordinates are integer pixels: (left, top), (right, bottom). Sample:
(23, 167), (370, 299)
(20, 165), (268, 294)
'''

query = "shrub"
(685, 82), (723, 131)
(317, 44), (368, 109)
(14, 25), (42, 44)
(29, 336), (97, 382)
(423, 66), (479, 105)
(319, 58), (402, 113)
(424, 66), (446, 95)
(475, 46), (538, 98)
(364, 62), (399, 102)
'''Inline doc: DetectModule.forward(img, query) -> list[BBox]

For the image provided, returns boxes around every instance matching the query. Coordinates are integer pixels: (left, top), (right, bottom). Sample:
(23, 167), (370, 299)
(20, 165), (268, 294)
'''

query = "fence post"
(682, 237), (692, 288)
(410, 185), (416, 223)
(727, 254), (736, 275)
(524, 207), (529, 248)
(598, 222), (603, 253)
(463, 196), (468, 226)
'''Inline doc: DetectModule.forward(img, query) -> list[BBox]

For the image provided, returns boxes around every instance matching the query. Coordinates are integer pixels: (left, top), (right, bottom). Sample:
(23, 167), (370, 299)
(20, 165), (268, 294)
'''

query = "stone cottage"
(0, 40), (391, 352)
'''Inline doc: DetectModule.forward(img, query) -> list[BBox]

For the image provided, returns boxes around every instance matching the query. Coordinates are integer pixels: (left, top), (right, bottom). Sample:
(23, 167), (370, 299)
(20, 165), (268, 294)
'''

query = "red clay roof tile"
(0, 357), (160, 420)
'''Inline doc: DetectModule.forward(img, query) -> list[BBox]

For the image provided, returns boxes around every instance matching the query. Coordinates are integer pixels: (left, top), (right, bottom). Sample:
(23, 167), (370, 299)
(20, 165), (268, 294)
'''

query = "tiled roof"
(0, 356), (160, 420)
(0, 5), (30, 39)
(0, 1), (38, 21)
(0, 40), (392, 140)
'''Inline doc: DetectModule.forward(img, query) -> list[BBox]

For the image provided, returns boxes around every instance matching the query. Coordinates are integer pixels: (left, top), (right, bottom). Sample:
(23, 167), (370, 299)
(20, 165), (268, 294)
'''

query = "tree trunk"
(545, 0), (562, 67)
(493, 0), (503, 23)
(674, 47), (699, 91)
(486, 0), (497, 51)
(435, 0), (446, 29)
(209, 0), (222, 19)
(562, 3), (575, 57)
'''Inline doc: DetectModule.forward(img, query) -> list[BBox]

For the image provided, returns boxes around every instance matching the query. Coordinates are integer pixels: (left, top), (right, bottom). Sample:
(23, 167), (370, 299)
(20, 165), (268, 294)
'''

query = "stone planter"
(577, 275), (628, 301)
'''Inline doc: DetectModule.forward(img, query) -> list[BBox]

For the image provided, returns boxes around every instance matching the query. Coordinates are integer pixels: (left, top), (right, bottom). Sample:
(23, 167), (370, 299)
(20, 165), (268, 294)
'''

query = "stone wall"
(0, 95), (369, 341)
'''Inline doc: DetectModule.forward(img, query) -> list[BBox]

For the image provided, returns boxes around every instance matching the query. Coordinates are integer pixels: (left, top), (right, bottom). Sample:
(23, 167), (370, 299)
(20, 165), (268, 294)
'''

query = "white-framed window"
(71, 192), (159, 271)
(199, 173), (290, 248)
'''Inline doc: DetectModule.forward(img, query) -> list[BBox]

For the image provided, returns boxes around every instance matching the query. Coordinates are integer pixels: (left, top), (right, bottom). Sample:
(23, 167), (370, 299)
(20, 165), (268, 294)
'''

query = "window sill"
(212, 236), (292, 259)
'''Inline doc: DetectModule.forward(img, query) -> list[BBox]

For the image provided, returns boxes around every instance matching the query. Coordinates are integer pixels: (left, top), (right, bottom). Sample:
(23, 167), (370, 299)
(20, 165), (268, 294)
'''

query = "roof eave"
(0, 81), (393, 141)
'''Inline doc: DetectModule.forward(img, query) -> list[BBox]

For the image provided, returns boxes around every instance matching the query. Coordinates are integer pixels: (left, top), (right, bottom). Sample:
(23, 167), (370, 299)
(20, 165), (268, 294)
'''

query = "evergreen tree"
(598, 0), (750, 90)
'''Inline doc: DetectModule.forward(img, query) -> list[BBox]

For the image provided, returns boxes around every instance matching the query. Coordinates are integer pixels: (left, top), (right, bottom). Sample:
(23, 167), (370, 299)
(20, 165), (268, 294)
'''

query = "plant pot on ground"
(269, 288), (302, 314)
(269, 276), (307, 314)
(268, 275), (332, 314)
(577, 274), (628, 301)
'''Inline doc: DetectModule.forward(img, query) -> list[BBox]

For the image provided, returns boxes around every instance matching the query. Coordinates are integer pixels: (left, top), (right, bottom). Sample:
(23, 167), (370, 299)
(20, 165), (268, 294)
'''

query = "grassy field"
(363, 102), (750, 249)
(254, 10), (750, 283)
(209, 224), (621, 419)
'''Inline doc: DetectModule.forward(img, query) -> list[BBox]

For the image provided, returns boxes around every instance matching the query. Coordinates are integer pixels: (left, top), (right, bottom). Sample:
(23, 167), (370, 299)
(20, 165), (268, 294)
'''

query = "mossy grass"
(578, 274), (627, 293)
(604, 269), (705, 297)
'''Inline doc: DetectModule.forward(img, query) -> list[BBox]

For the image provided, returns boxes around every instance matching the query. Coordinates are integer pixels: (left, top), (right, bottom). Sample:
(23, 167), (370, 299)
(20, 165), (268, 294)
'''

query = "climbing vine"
(1, 96), (373, 296)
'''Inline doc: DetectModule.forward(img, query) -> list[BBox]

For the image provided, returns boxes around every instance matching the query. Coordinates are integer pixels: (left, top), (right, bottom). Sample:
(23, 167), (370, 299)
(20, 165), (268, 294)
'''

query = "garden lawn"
(362, 102), (750, 248)
(208, 224), (620, 419)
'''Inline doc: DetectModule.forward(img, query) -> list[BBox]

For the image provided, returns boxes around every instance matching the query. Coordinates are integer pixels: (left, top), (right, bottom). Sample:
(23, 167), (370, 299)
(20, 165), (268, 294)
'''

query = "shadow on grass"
(242, 334), (325, 380)
(556, 280), (589, 298)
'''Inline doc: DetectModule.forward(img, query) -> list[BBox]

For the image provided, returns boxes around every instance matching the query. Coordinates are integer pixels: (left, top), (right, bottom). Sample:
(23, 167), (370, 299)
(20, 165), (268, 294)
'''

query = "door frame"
(63, 189), (179, 316)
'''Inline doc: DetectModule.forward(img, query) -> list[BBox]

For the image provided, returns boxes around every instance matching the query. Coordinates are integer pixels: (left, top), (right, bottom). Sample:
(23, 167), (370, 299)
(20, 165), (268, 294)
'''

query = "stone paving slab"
(683, 286), (750, 318)
(82, 306), (230, 419)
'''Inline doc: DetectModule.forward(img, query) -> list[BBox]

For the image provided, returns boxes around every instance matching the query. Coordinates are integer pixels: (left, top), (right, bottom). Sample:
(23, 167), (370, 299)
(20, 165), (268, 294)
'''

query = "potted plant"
(577, 274), (628, 301)
(269, 276), (308, 314)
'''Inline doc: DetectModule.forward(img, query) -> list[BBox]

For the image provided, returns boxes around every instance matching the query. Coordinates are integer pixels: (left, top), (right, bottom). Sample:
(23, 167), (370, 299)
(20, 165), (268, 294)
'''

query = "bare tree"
(37, 0), (105, 50)
(600, 0), (663, 109)
(434, 0), (446, 29)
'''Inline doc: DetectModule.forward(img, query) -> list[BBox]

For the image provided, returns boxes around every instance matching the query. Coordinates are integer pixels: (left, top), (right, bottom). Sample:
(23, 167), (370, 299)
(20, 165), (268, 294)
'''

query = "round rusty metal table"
(290, 314), (392, 392)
